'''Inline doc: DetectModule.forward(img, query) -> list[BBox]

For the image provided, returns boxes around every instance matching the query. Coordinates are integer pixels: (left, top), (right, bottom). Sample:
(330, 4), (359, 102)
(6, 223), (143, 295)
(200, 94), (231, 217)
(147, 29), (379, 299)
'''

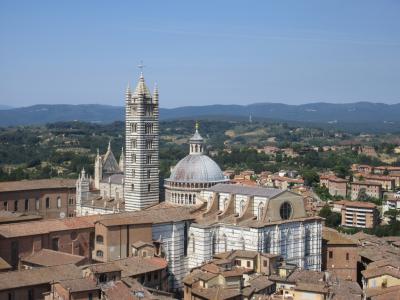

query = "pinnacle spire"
(107, 140), (111, 152)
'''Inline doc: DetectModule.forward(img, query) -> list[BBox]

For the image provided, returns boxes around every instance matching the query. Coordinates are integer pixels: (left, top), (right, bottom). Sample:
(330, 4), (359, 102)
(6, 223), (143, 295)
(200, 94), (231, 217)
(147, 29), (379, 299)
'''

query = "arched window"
(224, 198), (229, 210)
(240, 200), (245, 214)
(191, 234), (195, 253)
(258, 202), (264, 220)
(223, 234), (228, 252)
(193, 194), (196, 204)
(212, 234), (217, 254)
(96, 235), (104, 244)
(96, 250), (104, 257)
(57, 197), (61, 209)
(280, 202), (292, 220)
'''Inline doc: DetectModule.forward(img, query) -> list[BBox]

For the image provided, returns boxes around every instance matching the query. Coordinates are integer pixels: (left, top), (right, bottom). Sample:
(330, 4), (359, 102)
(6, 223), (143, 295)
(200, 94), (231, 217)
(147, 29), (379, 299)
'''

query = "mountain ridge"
(0, 102), (399, 132)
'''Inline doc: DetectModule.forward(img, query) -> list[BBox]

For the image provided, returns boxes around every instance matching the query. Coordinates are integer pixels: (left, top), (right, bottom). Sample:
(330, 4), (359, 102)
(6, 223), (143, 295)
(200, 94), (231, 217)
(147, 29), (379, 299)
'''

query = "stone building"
(322, 227), (358, 281)
(164, 123), (229, 206)
(319, 175), (348, 198)
(0, 215), (99, 269)
(335, 200), (379, 229)
(75, 72), (160, 214)
(124, 72), (160, 211)
(0, 179), (76, 219)
(189, 184), (323, 272)
(350, 181), (382, 200)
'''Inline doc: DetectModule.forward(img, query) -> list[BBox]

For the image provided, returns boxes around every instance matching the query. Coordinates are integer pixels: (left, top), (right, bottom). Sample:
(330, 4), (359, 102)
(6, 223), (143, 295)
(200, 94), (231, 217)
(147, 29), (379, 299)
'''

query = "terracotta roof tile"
(21, 249), (86, 267)
(0, 179), (76, 192)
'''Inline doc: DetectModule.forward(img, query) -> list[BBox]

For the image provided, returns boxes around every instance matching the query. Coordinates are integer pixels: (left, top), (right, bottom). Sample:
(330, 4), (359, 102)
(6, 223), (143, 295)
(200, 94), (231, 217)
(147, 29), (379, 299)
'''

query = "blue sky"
(0, 0), (399, 108)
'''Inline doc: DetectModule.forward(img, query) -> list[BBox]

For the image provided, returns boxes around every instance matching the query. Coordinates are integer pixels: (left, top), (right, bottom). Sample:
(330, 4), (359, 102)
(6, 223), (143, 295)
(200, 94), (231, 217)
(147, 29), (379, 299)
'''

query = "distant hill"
(0, 102), (399, 132)
(0, 105), (13, 110)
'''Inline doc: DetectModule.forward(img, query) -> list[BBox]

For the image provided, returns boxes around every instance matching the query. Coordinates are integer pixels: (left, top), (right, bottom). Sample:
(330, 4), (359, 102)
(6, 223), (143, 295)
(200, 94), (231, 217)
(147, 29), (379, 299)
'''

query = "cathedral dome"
(169, 154), (226, 183)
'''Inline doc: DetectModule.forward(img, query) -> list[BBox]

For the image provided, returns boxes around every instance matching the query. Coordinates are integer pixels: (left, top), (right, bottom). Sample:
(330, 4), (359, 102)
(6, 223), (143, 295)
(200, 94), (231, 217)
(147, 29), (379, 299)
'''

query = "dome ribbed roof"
(168, 154), (227, 183)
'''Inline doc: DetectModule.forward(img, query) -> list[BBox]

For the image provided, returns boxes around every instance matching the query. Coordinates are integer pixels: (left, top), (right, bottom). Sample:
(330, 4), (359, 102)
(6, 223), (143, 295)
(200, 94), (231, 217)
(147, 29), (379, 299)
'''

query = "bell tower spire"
(124, 66), (159, 211)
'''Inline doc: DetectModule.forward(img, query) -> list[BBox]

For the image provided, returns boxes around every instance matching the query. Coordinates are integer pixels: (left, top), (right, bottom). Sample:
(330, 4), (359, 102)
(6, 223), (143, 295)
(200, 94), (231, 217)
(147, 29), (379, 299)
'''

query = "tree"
(319, 205), (341, 228)
(302, 169), (319, 187)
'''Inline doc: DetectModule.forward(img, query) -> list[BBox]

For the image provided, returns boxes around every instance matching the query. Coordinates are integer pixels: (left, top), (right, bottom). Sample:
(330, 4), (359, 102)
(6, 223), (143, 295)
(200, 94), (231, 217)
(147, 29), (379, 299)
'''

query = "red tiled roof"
(0, 179), (76, 192)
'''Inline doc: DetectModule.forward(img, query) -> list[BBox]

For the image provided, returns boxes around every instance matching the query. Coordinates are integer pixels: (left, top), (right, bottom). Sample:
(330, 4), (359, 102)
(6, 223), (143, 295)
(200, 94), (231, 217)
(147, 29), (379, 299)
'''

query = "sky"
(0, 1), (399, 108)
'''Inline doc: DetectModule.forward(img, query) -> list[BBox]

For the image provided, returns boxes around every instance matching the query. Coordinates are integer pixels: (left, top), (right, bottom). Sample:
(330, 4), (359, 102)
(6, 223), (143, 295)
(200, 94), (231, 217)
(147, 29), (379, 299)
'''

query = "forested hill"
(0, 102), (399, 132)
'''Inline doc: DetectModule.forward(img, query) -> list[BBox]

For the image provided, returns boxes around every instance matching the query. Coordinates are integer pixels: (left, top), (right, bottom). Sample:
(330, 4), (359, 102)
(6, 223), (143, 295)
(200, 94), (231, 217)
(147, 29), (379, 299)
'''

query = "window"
(145, 123), (153, 134)
(96, 250), (104, 257)
(52, 238), (59, 251)
(147, 170), (151, 179)
(96, 235), (104, 244)
(70, 231), (78, 240)
(146, 140), (153, 149)
(99, 274), (107, 282)
(133, 169), (135, 178)
(131, 153), (136, 163)
(131, 184), (134, 191)
(263, 260), (268, 267)
(130, 122), (137, 133)
(45, 197), (50, 208)
(247, 261), (251, 268)
(235, 260), (241, 266)
(131, 139), (137, 149)
(24, 199), (29, 211)
(147, 184), (151, 192)
(145, 106), (153, 116)
(69, 198), (74, 205)
(346, 253), (349, 260)
(279, 202), (292, 220)
(57, 197), (61, 208)
(239, 200), (245, 214)
(146, 155), (152, 164)
(192, 235), (196, 253)
(142, 251), (147, 257)
(35, 198), (40, 210)
(329, 251), (333, 259)
(88, 293), (93, 300)
(257, 203), (264, 220)
(3, 201), (7, 211)
(14, 200), (18, 212)
(28, 289), (34, 300)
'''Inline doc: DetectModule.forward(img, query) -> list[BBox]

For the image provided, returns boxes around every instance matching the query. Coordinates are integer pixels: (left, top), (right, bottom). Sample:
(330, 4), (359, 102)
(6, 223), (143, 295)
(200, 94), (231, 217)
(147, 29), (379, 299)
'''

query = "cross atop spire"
(138, 60), (145, 76)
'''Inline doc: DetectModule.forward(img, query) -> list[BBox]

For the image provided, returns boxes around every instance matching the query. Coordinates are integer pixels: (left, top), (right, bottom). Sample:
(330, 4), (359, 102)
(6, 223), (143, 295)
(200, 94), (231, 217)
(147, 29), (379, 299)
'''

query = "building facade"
(187, 184), (322, 273)
(0, 179), (76, 219)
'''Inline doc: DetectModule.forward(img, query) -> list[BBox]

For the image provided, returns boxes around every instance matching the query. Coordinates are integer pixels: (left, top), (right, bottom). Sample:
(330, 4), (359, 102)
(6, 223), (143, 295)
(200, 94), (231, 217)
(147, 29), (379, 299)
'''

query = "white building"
(76, 72), (159, 215)
(186, 184), (322, 272)
(164, 123), (229, 205)
(124, 72), (160, 211)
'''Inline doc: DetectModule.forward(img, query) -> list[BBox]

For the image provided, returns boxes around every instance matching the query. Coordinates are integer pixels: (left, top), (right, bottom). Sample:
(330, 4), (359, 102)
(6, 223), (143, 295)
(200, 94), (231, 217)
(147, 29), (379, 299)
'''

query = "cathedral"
(76, 71), (322, 289)
(164, 122), (230, 205)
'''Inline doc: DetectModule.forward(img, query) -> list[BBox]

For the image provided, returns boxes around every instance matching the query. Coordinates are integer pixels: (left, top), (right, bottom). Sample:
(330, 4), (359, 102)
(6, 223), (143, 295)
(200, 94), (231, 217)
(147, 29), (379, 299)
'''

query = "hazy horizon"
(1, 1), (400, 108)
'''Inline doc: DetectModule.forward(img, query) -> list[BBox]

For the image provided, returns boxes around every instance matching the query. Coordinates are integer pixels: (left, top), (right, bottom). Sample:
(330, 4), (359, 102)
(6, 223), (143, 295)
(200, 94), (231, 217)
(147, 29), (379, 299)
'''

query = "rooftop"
(0, 264), (82, 291)
(0, 178), (76, 193)
(88, 256), (168, 278)
(335, 200), (377, 209)
(21, 249), (86, 267)
(97, 202), (199, 227)
(0, 214), (100, 238)
(57, 278), (98, 292)
(207, 183), (284, 198)
(322, 227), (357, 245)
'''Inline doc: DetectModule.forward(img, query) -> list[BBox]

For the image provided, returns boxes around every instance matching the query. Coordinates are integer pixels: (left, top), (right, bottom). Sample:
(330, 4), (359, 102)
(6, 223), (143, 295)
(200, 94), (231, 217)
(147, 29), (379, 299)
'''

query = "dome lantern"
(189, 121), (204, 155)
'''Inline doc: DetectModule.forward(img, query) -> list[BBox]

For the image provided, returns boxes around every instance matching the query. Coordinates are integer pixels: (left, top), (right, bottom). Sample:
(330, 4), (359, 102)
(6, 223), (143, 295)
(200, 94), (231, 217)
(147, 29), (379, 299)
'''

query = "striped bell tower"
(124, 71), (159, 211)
